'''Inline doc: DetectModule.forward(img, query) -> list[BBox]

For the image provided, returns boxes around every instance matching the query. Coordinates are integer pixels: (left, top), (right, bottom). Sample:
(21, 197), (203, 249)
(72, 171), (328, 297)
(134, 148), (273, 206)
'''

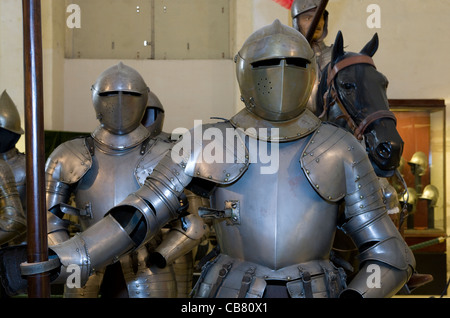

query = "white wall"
(63, 59), (236, 134)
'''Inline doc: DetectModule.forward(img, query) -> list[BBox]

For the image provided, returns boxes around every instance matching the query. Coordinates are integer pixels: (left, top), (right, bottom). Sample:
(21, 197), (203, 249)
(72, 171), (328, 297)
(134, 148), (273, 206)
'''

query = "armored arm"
(48, 152), (193, 286)
(44, 138), (92, 245)
(0, 160), (26, 245)
(339, 141), (415, 298)
(301, 123), (415, 298)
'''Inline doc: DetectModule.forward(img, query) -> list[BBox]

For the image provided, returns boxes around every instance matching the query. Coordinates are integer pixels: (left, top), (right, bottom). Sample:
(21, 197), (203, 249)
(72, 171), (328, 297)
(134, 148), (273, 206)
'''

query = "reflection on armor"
(38, 21), (414, 299)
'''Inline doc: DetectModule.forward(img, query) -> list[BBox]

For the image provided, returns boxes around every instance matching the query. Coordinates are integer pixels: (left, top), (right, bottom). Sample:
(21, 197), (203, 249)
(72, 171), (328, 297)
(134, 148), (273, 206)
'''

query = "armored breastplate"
(1, 148), (26, 211)
(75, 136), (172, 230)
(211, 136), (339, 270)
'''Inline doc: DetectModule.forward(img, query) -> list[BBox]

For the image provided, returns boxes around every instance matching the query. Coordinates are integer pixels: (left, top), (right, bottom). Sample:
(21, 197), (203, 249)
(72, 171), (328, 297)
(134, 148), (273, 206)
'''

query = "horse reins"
(322, 55), (397, 140)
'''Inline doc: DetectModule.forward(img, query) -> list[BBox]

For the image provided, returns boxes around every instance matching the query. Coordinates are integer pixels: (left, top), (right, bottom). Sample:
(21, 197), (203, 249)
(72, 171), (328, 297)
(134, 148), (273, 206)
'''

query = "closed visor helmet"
(0, 90), (24, 135)
(420, 184), (439, 207)
(91, 62), (149, 135)
(235, 19), (316, 122)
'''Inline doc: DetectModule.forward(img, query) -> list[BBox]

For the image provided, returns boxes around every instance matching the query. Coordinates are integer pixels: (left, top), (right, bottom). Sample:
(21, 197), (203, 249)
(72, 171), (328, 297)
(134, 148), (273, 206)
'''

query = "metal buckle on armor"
(49, 202), (93, 219)
(300, 269), (313, 298)
(208, 262), (233, 297)
(198, 200), (240, 225)
(320, 264), (347, 298)
(238, 266), (256, 298)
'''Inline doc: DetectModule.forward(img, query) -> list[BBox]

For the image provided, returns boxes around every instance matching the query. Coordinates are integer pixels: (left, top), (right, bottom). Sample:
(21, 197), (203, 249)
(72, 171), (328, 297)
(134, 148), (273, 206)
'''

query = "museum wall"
(1, 0), (450, 290)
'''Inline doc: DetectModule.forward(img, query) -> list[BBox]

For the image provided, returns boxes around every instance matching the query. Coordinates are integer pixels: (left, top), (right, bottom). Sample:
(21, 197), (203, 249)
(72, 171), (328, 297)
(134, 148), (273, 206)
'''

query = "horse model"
(315, 31), (432, 293)
(316, 31), (403, 178)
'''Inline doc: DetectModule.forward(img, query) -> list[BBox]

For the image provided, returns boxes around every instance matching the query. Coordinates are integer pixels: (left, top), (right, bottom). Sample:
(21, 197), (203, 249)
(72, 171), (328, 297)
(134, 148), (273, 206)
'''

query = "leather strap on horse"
(327, 55), (376, 86)
(354, 110), (397, 140)
(324, 54), (396, 140)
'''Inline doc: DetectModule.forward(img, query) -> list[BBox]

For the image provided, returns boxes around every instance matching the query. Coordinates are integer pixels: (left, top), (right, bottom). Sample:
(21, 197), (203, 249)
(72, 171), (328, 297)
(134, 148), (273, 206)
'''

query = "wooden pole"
(305, 0), (329, 44)
(22, 0), (50, 298)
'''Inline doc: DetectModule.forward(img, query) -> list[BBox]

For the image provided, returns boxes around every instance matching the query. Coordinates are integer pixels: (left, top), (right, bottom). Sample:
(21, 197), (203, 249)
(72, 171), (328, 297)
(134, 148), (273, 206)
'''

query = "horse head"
(316, 31), (404, 178)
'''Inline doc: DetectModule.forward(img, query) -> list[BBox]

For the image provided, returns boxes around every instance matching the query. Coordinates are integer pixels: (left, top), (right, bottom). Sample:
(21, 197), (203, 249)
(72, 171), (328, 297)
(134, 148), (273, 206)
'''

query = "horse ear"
(360, 33), (379, 57)
(331, 31), (345, 67)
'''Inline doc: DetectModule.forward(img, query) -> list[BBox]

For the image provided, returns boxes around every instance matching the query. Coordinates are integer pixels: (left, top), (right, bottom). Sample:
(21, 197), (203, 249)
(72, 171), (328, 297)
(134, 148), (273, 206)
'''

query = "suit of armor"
(45, 63), (207, 298)
(0, 159), (26, 245)
(291, 0), (332, 115)
(35, 21), (414, 298)
(0, 90), (27, 245)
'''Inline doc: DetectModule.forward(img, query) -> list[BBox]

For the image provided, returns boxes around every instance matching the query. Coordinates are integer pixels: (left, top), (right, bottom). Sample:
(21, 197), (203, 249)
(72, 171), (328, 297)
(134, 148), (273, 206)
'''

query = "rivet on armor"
(224, 178), (228, 182)
(358, 184), (362, 189)
(303, 152), (307, 157)
(315, 184), (319, 189)
(208, 175), (212, 179)
(306, 169), (310, 174)
(226, 173), (230, 177)
(196, 171), (200, 175)
(360, 195), (364, 199)
(360, 205), (364, 209)
(315, 158), (319, 163)
(355, 175), (360, 181)
(328, 196), (332, 200)
(311, 140), (315, 144)
(310, 152), (314, 156)
(347, 147), (351, 151)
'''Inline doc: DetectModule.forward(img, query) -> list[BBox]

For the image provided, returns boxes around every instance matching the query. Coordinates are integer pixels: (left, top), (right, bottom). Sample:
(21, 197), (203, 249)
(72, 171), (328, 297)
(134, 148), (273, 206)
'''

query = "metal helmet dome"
(91, 62), (149, 135)
(235, 19), (316, 122)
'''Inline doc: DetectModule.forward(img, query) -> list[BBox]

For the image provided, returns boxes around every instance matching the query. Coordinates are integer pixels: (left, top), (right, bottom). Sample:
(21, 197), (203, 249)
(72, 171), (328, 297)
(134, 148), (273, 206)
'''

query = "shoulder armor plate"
(173, 121), (249, 185)
(135, 133), (175, 185)
(45, 137), (93, 184)
(300, 122), (369, 202)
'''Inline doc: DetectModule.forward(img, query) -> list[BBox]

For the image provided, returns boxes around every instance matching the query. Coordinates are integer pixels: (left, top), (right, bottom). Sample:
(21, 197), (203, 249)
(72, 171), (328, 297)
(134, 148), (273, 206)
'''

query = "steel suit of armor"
(32, 21), (414, 298)
(0, 159), (26, 245)
(45, 63), (207, 298)
(0, 90), (27, 245)
(291, 0), (332, 116)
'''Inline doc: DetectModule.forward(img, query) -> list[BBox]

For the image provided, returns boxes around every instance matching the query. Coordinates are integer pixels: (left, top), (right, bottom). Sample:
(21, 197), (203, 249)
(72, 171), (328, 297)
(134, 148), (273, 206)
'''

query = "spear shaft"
(22, 0), (50, 298)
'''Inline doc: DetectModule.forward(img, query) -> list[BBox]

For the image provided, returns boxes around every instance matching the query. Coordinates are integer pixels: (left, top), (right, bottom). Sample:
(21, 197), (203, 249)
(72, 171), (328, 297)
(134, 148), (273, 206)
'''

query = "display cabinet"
(389, 99), (447, 295)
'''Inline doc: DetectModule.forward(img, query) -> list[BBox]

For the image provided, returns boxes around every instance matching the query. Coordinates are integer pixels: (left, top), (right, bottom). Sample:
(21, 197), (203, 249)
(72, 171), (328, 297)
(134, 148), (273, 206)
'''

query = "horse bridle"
(321, 55), (397, 140)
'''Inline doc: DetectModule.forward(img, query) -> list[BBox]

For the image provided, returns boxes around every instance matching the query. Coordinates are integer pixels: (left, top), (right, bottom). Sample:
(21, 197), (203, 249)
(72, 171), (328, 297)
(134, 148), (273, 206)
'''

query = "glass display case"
(389, 99), (447, 295)
(389, 99), (446, 249)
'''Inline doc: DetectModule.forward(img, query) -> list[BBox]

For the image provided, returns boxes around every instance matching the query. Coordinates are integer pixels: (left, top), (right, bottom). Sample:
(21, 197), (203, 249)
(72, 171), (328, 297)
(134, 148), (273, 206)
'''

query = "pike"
(22, 0), (50, 297)
(305, 0), (329, 43)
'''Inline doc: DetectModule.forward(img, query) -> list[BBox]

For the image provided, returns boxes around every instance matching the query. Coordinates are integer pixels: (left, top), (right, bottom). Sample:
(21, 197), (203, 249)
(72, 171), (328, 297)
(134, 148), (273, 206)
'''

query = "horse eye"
(342, 82), (356, 90)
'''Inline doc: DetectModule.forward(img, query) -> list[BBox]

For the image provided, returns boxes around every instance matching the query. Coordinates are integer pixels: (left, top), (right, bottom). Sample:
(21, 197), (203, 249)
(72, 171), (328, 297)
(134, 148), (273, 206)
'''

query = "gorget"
(229, 108), (321, 142)
(91, 124), (150, 151)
